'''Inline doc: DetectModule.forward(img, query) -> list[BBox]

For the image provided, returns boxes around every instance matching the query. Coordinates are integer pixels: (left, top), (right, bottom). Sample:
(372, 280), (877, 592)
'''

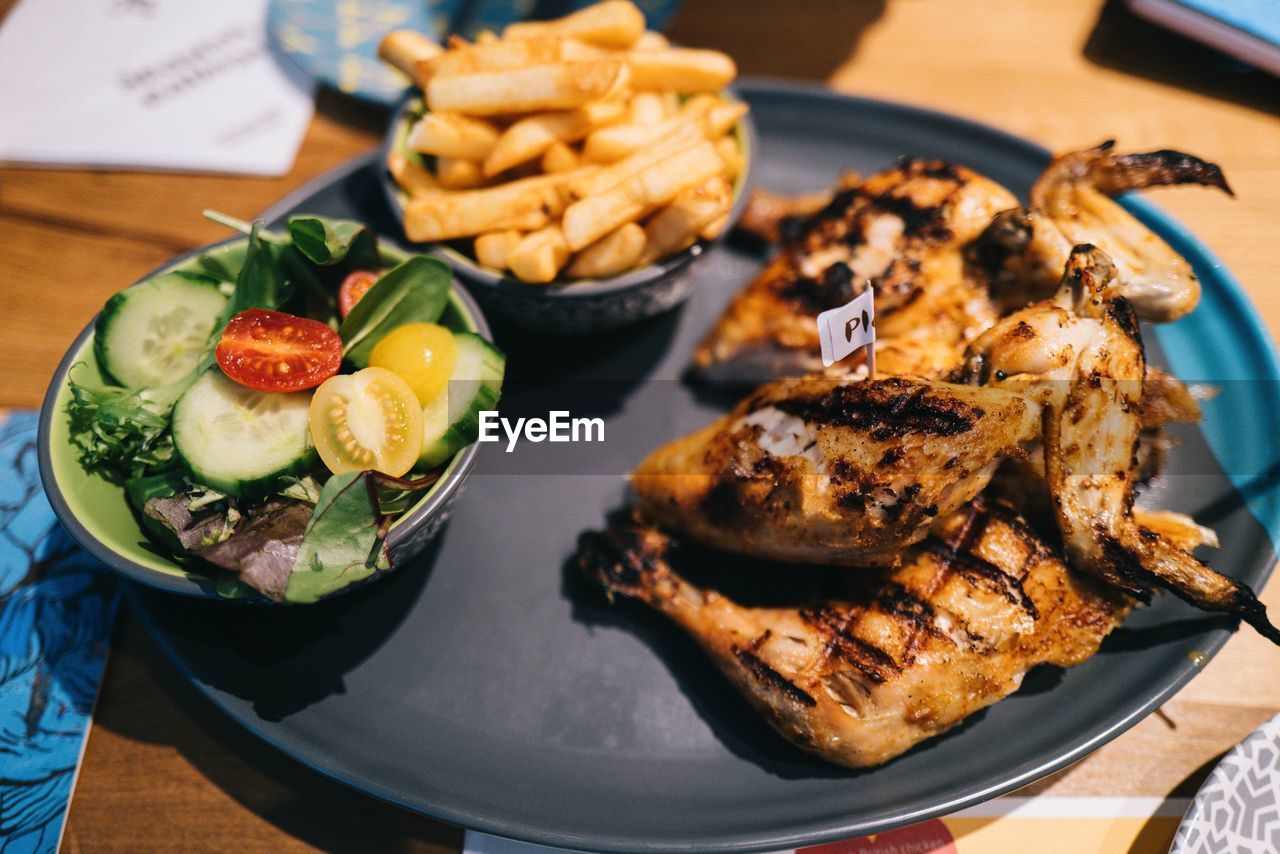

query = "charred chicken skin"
(965, 245), (1280, 643)
(632, 375), (1040, 567)
(579, 143), (1273, 773)
(694, 158), (1017, 382)
(578, 501), (1136, 768)
(638, 243), (1280, 644)
(701, 143), (1232, 386)
(976, 140), (1233, 321)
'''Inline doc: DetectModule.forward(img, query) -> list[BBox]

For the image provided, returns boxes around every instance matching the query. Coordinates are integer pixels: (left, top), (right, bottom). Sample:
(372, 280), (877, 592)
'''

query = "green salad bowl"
(37, 235), (491, 602)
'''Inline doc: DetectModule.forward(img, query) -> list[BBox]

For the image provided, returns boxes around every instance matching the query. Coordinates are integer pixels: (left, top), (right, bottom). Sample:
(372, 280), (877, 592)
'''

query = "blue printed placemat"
(0, 411), (119, 852)
(268, 0), (686, 107)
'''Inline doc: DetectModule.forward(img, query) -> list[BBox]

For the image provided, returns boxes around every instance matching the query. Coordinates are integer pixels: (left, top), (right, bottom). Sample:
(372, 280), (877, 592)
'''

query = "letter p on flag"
(817, 285), (875, 372)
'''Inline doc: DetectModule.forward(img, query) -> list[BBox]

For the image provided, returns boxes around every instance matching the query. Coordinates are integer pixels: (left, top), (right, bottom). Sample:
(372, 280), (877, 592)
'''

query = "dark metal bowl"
(380, 91), (756, 334)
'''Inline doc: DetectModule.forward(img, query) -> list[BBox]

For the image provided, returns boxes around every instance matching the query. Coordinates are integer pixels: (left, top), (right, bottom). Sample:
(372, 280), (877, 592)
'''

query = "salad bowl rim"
(37, 233), (491, 602)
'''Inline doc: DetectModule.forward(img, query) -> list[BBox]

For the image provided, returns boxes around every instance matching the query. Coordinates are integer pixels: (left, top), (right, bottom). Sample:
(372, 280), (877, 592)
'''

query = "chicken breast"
(577, 501), (1132, 768)
(694, 158), (1018, 383)
(631, 375), (1040, 567)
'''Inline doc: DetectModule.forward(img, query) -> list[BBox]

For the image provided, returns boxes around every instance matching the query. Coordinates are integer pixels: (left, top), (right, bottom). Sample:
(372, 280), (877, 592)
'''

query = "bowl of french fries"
(377, 0), (753, 334)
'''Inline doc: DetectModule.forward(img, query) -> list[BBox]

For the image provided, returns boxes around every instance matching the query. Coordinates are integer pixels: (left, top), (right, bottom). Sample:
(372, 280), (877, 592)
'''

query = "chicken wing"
(577, 501), (1132, 768)
(632, 375), (1039, 567)
(974, 141), (1232, 320)
(694, 158), (1018, 382)
(967, 244), (1280, 642)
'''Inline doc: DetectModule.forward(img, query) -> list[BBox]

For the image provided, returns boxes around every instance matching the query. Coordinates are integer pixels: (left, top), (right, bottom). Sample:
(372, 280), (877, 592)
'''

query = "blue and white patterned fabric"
(0, 412), (120, 852)
(268, 0), (685, 107)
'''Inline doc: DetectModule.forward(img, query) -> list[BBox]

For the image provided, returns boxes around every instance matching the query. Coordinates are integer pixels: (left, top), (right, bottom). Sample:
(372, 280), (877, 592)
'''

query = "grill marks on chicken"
(693, 158), (1018, 382)
(976, 141), (1233, 321)
(703, 143), (1233, 386)
(631, 375), (1039, 567)
(577, 501), (1131, 768)
(580, 143), (1274, 772)
(969, 245), (1280, 642)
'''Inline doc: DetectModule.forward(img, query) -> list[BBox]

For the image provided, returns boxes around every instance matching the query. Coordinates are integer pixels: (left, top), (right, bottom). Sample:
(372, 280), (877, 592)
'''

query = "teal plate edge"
(1124, 194), (1280, 547)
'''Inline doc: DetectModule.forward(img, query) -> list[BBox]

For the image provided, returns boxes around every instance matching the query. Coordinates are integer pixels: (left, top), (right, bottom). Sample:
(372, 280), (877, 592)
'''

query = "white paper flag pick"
(816, 286), (876, 372)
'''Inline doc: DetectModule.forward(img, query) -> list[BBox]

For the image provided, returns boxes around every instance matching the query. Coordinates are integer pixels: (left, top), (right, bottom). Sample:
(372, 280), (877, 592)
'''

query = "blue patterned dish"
(267, 0), (686, 107)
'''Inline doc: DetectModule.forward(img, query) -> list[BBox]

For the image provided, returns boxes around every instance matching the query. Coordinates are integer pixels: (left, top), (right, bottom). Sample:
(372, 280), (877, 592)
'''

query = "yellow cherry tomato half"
(368, 323), (457, 406)
(309, 367), (423, 477)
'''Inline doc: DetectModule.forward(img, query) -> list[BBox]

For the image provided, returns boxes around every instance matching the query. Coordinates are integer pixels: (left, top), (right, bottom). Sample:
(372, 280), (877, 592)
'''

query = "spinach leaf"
(281, 244), (339, 329)
(287, 215), (380, 270)
(226, 220), (290, 316)
(285, 471), (390, 604)
(338, 257), (452, 367)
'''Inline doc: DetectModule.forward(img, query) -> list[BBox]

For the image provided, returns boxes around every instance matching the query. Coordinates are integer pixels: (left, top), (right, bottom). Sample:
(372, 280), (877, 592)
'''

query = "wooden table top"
(1, 0), (1275, 850)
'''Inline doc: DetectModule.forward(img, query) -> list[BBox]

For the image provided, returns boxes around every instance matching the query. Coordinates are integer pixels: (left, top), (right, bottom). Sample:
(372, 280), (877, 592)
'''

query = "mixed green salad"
(66, 213), (504, 602)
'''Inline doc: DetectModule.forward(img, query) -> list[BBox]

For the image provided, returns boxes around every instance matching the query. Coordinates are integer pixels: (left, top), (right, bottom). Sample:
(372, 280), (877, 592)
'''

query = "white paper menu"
(0, 0), (315, 176)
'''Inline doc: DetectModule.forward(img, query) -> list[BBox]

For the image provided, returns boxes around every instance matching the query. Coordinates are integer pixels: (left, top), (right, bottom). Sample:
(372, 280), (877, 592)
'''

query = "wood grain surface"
(0, 0), (1275, 850)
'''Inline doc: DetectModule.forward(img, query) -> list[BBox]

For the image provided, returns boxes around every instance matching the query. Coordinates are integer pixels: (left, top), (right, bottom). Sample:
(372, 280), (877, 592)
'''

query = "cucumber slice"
(95, 272), (228, 389)
(419, 332), (505, 467)
(172, 370), (315, 499)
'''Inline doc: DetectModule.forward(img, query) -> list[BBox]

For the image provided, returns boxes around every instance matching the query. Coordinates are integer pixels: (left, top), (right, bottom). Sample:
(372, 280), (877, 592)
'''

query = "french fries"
(426, 60), (629, 115)
(628, 91), (671, 125)
(626, 48), (737, 93)
(582, 96), (727, 162)
(378, 30), (443, 87)
(508, 226), (572, 283)
(425, 36), (604, 78)
(570, 121), (702, 197)
(640, 176), (732, 264)
(632, 31), (670, 52)
(561, 141), (723, 250)
(474, 230), (523, 269)
(567, 223), (646, 278)
(403, 174), (567, 241)
(502, 0), (646, 48)
(715, 135), (745, 179)
(435, 157), (485, 190)
(484, 101), (624, 177)
(407, 113), (500, 160)
(542, 141), (581, 173)
(381, 0), (747, 283)
(700, 213), (731, 241)
(387, 151), (438, 197)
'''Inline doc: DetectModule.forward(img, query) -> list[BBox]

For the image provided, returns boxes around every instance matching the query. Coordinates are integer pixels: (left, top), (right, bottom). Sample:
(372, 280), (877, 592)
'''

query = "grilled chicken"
(966, 245), (1280, 643)
(735, 172), (861, 244)
(976, 141), (1232, 321)
(694, 158), (1018, 383)
(577, 501), (1134, 768)
(700, 143), (1229, 386)
(631, 375), (1039, 567)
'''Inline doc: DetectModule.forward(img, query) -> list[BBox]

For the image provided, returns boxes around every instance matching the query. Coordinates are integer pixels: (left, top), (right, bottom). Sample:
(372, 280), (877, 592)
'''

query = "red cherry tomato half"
(338, 270), (380, 318)
(215, 309), (343, 392)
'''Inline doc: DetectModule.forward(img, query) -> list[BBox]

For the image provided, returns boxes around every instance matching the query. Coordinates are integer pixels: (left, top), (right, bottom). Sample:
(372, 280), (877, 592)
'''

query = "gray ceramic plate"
(124, 80), (1280, 852)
